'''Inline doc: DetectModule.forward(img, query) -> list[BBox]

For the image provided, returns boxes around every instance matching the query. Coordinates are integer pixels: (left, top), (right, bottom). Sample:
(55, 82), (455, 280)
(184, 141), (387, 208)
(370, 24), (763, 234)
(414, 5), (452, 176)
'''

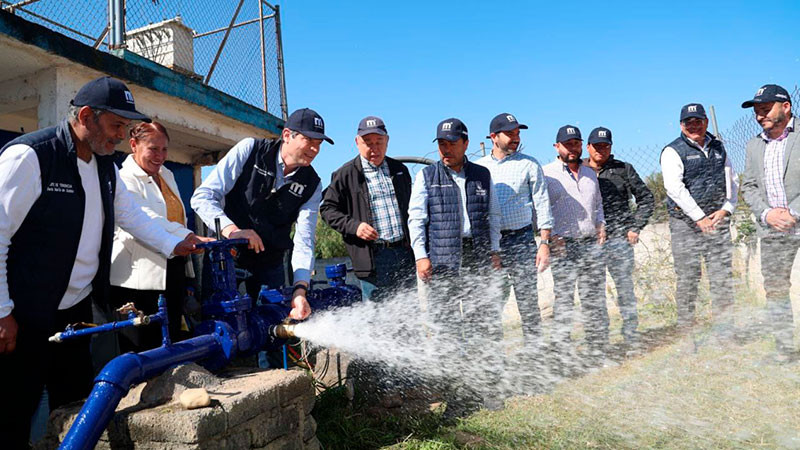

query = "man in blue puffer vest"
(660, 103), (738, 332)
(408, 118), (504, 410)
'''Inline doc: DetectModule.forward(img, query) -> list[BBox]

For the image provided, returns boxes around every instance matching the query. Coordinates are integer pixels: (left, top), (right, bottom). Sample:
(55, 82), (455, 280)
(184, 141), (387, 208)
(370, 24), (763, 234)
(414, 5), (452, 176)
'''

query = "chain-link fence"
(1, 0), (287, 119)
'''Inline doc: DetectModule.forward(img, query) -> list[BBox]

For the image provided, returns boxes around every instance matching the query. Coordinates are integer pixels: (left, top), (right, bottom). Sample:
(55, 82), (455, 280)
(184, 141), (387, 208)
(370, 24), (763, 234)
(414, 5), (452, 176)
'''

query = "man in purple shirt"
(543, 125), (607, 365)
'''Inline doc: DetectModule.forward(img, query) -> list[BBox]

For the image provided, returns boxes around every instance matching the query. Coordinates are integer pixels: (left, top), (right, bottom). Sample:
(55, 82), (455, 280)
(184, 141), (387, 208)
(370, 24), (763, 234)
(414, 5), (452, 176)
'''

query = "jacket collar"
(122, 153), (162, 178)
(57, 119), (78, 157)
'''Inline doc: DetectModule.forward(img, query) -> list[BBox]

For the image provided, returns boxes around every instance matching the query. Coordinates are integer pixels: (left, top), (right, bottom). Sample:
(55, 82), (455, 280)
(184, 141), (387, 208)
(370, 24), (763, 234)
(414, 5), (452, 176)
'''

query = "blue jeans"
(359, 246), (415, 302)
(600, 237), (638, 340)
(499, 226), (541, 342)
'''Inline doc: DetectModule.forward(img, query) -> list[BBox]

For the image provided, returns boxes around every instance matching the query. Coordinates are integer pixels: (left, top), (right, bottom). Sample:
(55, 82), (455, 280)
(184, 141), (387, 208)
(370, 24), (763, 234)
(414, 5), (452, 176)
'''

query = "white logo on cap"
(506, 115), (516, 122)
(599, 130), (607, 137)
(441, 122), (452, 131)
(366, 119), (377, 127)
(314, 117), (323, 129)
(124, 91), (135, 104)
(567, 127), (576, 135)
(688, 105), (698, 113)
(756, 87), (766, 96)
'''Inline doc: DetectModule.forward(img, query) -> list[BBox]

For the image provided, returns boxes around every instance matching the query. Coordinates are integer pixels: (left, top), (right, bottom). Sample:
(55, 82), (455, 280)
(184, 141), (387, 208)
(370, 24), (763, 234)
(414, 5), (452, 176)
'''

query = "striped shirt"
(361, 156), (404, 243)
(542, 159), (605, 238)
(475, 151), (553, 231)
(759, 117), (796, 223)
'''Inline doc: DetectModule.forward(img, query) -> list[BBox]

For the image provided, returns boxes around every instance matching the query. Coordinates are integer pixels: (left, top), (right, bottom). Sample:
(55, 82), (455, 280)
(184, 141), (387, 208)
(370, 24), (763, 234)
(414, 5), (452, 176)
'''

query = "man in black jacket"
(584, 127), (654, 347)
(320, 116), (414, 302)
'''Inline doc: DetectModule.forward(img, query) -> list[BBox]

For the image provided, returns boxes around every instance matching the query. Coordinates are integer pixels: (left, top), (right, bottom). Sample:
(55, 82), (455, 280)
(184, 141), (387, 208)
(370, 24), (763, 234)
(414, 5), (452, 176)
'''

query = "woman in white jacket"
(110, 122), (195, 351)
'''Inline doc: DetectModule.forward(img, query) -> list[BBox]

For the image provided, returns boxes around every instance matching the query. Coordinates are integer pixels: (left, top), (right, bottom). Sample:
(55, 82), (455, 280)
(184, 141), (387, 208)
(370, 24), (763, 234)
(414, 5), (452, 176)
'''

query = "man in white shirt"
(660, 103), (737, 331)
(543, 125), (607, 361)
(0, 77), (209, 446)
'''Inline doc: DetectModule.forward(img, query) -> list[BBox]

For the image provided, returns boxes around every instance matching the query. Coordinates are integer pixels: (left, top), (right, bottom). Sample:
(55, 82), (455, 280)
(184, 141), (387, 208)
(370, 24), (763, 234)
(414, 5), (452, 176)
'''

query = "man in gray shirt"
(543, 125), (607, 362)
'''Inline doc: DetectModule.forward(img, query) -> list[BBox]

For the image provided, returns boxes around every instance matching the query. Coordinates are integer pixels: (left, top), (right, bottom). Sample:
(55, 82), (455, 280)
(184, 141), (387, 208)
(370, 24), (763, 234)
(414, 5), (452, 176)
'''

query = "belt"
(501, 224), (533, 237)
(373, 240), (406, 249)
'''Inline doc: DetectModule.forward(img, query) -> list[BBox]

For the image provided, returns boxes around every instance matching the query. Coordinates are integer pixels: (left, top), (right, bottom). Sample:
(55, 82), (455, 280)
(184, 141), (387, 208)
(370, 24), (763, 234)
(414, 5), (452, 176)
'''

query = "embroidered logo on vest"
(288, 182), (305, 197)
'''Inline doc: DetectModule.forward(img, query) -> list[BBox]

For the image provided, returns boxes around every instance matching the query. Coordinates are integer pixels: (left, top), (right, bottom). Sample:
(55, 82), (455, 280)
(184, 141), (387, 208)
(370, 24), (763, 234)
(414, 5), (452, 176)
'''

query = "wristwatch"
(540, 239), (551, 246)
(292, 284), (308, 296)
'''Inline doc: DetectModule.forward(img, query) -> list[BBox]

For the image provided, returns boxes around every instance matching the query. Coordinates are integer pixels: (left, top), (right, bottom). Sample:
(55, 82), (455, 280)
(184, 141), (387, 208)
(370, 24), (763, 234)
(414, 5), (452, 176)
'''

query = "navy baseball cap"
(556, 125), (582, 143)
(286, 108), (334, 144)
(70, 76), (150, 122)
(357, 116), (388, 136)
(742, 84), (792, 108)
(680, 103), (707, 122)
(433, 118), (469, 142)
(488, 113), (528, 138)
(588, 127), (613, 145)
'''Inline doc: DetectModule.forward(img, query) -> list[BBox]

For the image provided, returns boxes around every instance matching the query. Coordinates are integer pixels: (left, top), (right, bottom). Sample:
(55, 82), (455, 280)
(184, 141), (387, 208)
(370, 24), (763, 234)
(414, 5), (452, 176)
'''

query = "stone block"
(46, 366), (318, 449)
(299, 389), (316, 414)
(126, 404), (227, 443)
(276, 371), (314, 407)
(301, 414), (317, 442)
(262, 433), (303, 450)
(303, 436), (321, 450)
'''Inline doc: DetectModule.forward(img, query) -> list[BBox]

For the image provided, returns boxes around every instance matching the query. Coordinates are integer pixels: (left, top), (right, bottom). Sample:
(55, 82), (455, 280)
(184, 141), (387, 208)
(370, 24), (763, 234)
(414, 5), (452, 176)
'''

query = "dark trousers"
(499, 226), (541, 342)
(110, 257), (189, 353)
(0, 299), (95, 448)
(600, 237), (639, 340)
(669, 217), (734, 326)
(426, 243), (503, 386)
(358, 245), (416, 302)
(550, 237), (608, 349)
(760, 235), (800, 353)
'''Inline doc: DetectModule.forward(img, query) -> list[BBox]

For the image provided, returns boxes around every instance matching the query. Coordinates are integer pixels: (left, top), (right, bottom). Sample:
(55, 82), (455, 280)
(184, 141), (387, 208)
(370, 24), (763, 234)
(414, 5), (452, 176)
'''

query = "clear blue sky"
(270, 0), (799, 182)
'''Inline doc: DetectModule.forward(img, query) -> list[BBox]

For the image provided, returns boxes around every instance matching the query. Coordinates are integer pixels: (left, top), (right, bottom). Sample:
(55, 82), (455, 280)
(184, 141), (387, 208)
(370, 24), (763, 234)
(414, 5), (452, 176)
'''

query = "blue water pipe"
(53, 234), (360, 450)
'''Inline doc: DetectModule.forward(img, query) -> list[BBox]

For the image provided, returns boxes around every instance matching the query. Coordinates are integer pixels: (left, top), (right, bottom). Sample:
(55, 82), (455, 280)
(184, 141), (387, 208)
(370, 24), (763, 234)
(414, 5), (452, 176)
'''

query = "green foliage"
(313, 386), (452, 450)
(644, 171), (668, 223)
(732, 195), (758, 246)
(315, 218), (348, 259)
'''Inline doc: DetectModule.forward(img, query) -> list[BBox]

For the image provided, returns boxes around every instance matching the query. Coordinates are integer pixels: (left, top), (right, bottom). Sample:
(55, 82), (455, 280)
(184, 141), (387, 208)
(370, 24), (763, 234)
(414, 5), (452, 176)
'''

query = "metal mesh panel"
(1, 0), (287, 118)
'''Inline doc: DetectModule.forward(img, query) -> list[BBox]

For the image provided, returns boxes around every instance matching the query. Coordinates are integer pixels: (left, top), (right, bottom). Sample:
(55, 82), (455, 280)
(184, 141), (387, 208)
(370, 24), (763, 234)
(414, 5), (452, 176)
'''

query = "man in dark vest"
(0, 76), (209, 447)
(408, 118), (503, 410)
(584, 127), (654, 350)
(660, 103), (738, 331)
(192, 108), (332, 323)
(320, 116), (415, 302)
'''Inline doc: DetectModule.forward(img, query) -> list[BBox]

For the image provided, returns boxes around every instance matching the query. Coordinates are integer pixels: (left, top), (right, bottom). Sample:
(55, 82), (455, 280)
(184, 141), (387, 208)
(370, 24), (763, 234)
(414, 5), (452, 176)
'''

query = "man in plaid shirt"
(740, 84), (800, 362)
(476, 113), (553, 352)
(321, 116), (414, 302)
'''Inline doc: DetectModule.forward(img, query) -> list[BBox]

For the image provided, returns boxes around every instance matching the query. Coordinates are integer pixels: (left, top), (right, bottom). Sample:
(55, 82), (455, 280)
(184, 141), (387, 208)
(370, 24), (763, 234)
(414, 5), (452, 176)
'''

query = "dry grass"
(389, 330), (800, 450)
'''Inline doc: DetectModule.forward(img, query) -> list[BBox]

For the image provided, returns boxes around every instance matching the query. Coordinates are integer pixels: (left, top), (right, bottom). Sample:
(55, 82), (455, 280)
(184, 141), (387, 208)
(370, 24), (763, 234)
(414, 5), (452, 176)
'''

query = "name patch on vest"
(46, 181), (75, 194)
(686, 155), (701, 160)
(254, 164), (273, 177)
